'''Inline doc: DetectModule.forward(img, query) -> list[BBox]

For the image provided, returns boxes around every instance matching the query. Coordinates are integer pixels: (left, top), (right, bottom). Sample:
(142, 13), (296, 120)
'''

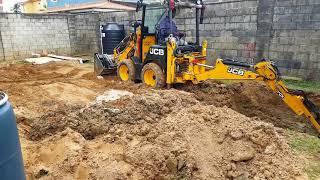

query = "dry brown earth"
(1, 62), (317, 179)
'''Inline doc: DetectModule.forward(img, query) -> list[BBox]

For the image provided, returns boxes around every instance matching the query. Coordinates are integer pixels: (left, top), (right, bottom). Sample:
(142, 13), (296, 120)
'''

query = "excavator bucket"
(288, 89), (320, 131)
(94, 53), (117, 76)
(303, 96), (320, 125)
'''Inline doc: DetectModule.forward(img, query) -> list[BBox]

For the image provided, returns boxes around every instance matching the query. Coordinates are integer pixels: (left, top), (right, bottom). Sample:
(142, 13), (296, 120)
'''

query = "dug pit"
(177, 81), (320, 135)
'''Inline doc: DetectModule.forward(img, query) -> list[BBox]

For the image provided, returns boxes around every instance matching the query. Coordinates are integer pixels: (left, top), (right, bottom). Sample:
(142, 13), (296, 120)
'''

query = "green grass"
(288, 134), (320, 154)
(305, 163), (320, 180)
(283, 79), (320, 93)
(15, 60), (32, 64)
(215, 79), (320, 93)
(288, 132), (320, 179)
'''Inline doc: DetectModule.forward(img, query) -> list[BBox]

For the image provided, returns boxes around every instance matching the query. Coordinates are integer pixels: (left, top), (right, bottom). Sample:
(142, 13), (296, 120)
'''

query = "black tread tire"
(117, 59), (135, 81)
(141, 63), (166, 88)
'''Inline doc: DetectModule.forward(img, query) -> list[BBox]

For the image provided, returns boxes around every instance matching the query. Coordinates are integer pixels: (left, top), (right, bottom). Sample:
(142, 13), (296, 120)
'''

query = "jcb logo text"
(227, 67), (245, 76)
(150, 48), (164, 56)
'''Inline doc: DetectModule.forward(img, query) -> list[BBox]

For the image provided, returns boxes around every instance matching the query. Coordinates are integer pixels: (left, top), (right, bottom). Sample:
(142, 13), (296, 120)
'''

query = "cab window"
(144, 7), (166, 33)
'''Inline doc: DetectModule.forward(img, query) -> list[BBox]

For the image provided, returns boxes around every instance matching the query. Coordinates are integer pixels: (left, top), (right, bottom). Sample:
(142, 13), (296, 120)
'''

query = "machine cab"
(132, 6), (167, 62)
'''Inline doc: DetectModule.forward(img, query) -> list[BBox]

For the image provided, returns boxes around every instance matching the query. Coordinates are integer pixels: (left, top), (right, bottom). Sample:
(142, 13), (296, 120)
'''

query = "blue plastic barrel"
(0, 92), (25, 180)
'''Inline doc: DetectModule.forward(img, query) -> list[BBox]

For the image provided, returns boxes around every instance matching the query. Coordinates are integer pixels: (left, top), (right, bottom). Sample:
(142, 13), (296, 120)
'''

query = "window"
(144, 7), (166, 33)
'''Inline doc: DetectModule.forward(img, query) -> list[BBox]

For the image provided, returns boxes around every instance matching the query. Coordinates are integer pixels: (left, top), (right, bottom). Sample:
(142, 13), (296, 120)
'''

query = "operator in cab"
(159, 8), (187, 45)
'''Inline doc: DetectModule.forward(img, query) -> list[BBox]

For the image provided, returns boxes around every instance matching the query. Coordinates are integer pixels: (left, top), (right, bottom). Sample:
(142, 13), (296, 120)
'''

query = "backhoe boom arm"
(193, 59), (320, 133)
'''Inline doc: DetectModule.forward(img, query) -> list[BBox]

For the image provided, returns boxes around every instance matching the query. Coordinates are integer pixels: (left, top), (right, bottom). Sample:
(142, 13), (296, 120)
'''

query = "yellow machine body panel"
(113, 33), (135, 64)
(166, 40), (176, 84)
(142, 35), (156, 62)
(194, 60), (260, 82)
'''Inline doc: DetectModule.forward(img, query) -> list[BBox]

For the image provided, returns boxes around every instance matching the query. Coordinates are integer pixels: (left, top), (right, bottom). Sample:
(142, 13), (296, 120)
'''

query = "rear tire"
(141, 63), (166, 88)
(117, 59), (135, 81)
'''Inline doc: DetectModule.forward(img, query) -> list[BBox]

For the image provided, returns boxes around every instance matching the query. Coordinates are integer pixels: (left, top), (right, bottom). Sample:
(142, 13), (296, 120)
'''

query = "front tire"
(141, 63), (166, 88)
(117, 59), (135, 81)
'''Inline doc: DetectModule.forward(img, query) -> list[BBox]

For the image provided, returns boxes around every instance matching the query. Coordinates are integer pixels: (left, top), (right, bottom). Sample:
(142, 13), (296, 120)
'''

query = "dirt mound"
(27, 90), (303, 179)
(177, 81), (319, 135)
(29, 90), (198, 140)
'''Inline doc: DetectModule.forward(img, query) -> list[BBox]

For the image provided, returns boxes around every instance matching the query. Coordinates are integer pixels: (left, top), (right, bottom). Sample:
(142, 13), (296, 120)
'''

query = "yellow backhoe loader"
(94, 0), (320, 133)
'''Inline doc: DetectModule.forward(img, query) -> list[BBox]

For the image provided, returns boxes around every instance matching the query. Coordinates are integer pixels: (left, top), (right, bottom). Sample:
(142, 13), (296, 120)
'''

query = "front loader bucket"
(94, 53), (116, 76)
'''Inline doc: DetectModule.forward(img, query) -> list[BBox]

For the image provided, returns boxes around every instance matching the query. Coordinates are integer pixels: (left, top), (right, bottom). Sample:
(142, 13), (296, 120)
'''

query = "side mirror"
(136, 0), (143, 12)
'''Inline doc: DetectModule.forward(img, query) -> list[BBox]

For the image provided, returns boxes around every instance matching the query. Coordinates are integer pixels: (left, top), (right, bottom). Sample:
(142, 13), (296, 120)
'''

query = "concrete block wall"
(0, 13), (71, 60)
(0, 12), (107, 61)
(261, 0), (320, 79)
(0, 31), (4, 60)
(68, 11), (135, 55)
(96, 11), (136, 53)
(69, 13), (100, 55)
(175, 0), (320, 79)
(175, 0), (258, 64)
(0, 0), (319, 79)
(99, 11), (136, 33)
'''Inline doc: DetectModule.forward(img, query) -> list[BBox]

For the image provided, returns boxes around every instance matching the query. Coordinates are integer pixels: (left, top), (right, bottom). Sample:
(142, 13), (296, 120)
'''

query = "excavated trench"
(176, 81), (320, 135)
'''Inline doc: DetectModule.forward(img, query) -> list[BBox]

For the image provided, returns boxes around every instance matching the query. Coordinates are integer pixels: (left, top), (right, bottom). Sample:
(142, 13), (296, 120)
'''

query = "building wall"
(47, 0), (99, 8)
(23, 0), (47, 13)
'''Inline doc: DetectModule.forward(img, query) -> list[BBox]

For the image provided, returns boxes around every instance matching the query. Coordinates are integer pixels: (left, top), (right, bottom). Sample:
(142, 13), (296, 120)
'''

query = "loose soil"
(0, 62), (318, 179)
(0, 62), (142, 120)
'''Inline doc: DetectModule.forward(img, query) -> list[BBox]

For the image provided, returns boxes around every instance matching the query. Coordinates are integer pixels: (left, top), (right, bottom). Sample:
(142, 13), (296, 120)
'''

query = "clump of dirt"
(27, 90), (303, 179)
(178, 81), (319, 135)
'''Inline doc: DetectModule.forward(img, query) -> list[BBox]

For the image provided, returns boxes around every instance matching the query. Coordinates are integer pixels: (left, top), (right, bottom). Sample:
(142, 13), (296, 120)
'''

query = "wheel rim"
(119, 64), (129, 81)
(143, 69), (156, 87)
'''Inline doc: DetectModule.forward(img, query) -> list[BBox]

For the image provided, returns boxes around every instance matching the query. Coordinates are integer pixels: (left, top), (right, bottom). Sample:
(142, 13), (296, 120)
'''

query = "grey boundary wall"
(0, 13), (71, 60)
(0, 0), (319, 79)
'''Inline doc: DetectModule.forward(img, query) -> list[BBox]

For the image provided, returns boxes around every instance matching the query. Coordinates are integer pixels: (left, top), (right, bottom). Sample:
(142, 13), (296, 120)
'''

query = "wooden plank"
(47, 54), (83, 64)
